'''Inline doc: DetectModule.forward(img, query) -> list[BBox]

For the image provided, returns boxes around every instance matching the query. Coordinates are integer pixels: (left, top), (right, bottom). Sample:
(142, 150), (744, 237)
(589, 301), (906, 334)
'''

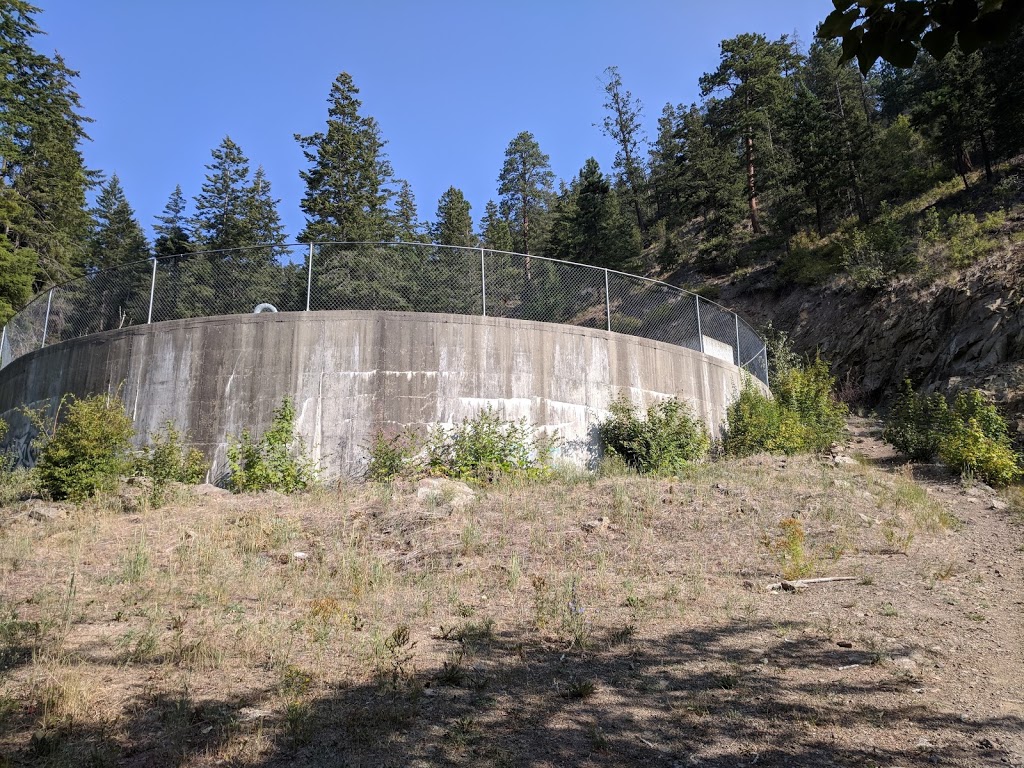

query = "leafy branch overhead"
(819, 0), (1024, 73)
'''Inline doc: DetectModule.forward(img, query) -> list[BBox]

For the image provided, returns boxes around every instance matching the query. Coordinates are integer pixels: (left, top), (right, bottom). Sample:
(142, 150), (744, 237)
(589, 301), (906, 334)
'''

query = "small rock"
(292, 551), (309, 561)
(833, 455), (858, 466)
(25, 501), (65, 523)
(989, 499), (1009, 511)
(837, 640), (854, 648)
(581, 516), (610, 533)
(416, 478), (477, 509)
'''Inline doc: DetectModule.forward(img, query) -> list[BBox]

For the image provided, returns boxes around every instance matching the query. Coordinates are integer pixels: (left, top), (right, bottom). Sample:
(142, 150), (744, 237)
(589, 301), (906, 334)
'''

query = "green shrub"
(882, 380), (951, 460)
(884, 383), (1021, 486)
(138, 423), (208, 504)
(721, 380), (810, 457)
(35, 394), (136, 501)
(425, 406), (556, 482)
(939, 418), (1021, 487)
(597, 396), (709, 474)
(365, 428), (421, 482)
(772, 356), (848, 451)
(723, 357), (847, 457)
(226, 398), (318, 493)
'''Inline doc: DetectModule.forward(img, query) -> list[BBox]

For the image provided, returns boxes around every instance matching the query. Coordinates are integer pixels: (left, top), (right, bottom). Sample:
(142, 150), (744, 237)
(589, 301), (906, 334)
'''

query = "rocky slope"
(725, 234), (1024, 435)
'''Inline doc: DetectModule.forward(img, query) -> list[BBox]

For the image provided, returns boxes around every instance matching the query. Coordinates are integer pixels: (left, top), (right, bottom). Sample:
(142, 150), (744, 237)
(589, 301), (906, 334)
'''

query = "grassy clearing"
(0, 452), (1019, 767)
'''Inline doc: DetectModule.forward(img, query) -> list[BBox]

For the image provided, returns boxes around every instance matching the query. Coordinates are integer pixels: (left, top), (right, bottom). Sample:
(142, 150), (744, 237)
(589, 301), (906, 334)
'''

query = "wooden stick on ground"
(765, 576), (858, 592)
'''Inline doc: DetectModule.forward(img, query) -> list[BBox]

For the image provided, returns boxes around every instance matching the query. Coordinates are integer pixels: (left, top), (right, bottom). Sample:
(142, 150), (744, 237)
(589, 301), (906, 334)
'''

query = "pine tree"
(480, 200), (513, 252)
(296, 72), (395, 243)
(573, 158), (639, 270)
(676, 105), (747, 238)
(192, 136), (251, 251)
(700, 34), (802, 234)
(87, 175), (149, 269)
(391, 180), (425, 242)
(0, 0), (92, 320)
(599, 66), (649, 234)
(432, 186), (475, 247)
(497, 131), (554, 256)
(153, 185), (192, 258)
(188, 138), (287, 314)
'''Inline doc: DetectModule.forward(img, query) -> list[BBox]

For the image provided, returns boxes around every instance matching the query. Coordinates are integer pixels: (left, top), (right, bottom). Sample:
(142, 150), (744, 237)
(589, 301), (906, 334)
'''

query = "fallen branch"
(765, 576), (858, 592)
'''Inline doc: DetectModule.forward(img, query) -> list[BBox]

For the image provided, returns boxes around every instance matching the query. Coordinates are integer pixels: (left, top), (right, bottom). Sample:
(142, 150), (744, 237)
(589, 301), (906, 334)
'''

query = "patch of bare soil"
(0, 421), (1022, 767)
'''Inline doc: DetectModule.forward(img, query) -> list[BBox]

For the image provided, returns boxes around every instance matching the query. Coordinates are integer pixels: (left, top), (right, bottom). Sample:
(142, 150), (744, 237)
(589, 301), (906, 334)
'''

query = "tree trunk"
(979, 130), (993, 183)
(744, 131), (762, 234)
(815, 198), (824, 238)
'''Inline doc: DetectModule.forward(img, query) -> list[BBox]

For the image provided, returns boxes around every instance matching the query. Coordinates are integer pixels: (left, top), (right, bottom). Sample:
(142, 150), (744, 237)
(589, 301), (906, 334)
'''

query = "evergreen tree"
(676, 105), (747, 238)
(648, 103), (685, 226)
(153, 185), (192, 258)
(480, 200), (513, 252)
(87, 174), (149, 269)
(599, 66), (649, 235)
(549, 158), (639, 271)
(188, 138), (287, 315)
(391, 180), (425, 242)
(497, 131), (554, 256)
(296, 72), (395, 243)
(0, 0), (92, 320)
(432, 186), (475, 247)
(700, 34), (802, 234)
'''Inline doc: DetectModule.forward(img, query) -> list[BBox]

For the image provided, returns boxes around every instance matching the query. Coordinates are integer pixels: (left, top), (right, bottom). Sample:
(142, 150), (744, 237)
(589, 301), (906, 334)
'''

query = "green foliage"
(723, 358), (847, 457)
(777, 231), (845, 287)
(597, 396), (710, 474)
(884, 383), (1022, 486)
(839, 203), (918, 288)
(425, 407), (556, 482)
(297, 72), (395, 243)
(883, 380), (951, 460)
(138, 423), (207, 504)
(365, 429), (421, 482)
(35, 394), (136, 502)
(772, 356), (849, 450)
(226, 398), (317, 493)
(939, 418), (1022, 487)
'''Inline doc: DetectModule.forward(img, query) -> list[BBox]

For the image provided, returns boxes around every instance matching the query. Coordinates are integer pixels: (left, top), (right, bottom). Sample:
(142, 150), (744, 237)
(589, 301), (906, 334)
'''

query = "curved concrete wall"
(0, 311), (761, 478)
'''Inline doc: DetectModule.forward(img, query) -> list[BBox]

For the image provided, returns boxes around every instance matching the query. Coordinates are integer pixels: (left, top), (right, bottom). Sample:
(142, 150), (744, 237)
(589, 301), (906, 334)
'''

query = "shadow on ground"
(2, 619), (1019, 767)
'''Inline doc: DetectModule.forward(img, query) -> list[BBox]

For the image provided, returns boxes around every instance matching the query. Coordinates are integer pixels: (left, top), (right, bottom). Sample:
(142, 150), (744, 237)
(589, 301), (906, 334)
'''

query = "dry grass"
(0, 451), (1022, 767)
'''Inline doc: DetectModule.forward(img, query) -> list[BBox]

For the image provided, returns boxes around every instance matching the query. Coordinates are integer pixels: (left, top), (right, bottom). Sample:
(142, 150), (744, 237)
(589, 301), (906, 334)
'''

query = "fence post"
(695, 294), (704, 354)
(147, 257), (158, 324)
(0, 325), (6, 368)
(762, 345), (769, 385)
(604, 269), (612, 332)
(480, 246), (487, 317)
(305, 243), (314, 312)
(734, 313), (741, 367)
(40, 288), (53, 349)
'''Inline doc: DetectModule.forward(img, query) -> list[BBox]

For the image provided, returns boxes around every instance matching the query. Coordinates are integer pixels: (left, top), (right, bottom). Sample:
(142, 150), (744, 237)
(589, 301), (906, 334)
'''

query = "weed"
(598, 396), (710, 473)
(561, 676), (597, 699)
(881, 518), (915, 554)
(138, 422), (207, 504)
(227, 398), (318, 493)
(425, 406), (558, 481)
(765, 518), (815, 580)
(365, 427), (421, 482)
(120, 531), (151, 584)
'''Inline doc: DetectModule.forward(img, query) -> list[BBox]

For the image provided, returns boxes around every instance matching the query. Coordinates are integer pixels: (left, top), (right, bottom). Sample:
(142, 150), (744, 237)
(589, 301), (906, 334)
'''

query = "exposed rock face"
(734, 250), (1024, 432)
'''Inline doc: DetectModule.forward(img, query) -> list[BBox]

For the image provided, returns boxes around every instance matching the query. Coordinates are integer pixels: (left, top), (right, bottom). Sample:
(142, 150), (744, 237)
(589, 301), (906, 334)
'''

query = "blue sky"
(35, 0), (830, 241)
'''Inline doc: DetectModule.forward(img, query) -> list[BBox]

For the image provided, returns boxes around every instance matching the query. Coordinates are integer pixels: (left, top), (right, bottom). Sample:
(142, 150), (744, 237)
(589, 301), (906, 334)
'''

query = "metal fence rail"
(0, 242), (768, 385)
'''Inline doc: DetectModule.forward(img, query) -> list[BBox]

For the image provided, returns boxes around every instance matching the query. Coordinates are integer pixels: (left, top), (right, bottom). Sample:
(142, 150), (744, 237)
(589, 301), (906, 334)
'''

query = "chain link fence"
(0, 242), (768, 384)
